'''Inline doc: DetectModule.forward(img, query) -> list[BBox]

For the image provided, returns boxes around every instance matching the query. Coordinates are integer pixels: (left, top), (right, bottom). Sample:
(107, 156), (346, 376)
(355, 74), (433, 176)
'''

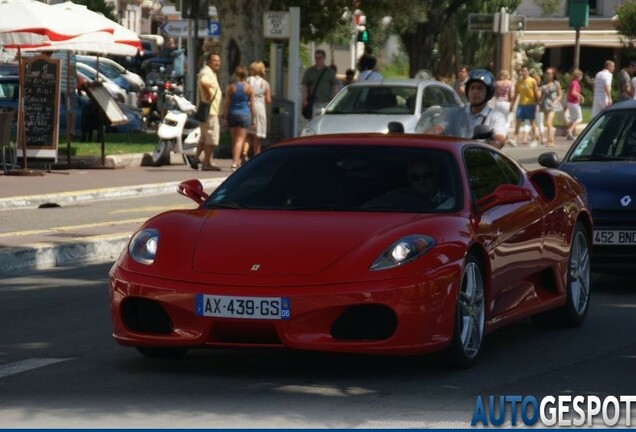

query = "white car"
(76, 55), (144, 91)
(76, 62), (127, 103)
(301, 79), (461, 136)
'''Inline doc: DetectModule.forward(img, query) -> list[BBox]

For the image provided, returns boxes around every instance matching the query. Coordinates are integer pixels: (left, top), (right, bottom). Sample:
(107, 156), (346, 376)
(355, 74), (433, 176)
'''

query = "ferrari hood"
(192, 210), (420, 275)
(561, 162), (636, 210)
(308, 114), (417, 134)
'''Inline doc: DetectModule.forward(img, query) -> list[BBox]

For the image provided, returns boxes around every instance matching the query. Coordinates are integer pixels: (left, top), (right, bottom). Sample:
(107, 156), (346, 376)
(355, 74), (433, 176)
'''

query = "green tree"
(74, 0), (117, 22)
(270, 0), (351, 42)
(448, 0), (522, 76)
(615, 0), (636, 41)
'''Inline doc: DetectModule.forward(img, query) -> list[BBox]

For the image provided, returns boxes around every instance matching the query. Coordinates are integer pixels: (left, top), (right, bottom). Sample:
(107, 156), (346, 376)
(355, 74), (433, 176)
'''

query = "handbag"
(302, 96), (314, 120)
(194, 101), (210, 122)
(194, 87), (218, 122)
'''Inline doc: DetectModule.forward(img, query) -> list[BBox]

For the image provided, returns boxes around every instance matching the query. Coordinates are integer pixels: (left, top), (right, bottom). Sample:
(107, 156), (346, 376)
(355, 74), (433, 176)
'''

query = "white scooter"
(151, 91), (201, 167)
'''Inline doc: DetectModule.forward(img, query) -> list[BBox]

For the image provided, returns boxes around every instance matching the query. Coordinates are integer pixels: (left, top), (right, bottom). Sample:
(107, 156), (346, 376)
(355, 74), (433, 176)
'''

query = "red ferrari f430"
(109, 134), (592, 367)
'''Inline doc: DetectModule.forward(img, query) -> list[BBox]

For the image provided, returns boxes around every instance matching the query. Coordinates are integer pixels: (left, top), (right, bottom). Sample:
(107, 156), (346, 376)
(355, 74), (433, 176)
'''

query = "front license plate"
(593, 230), (636, 245)
(195, 294), (290, 320)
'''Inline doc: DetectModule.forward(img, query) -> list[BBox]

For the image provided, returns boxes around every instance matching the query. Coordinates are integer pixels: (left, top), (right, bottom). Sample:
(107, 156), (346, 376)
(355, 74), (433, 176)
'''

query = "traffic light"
(357, 28), (370, 43)
(181, 0), (210, 20)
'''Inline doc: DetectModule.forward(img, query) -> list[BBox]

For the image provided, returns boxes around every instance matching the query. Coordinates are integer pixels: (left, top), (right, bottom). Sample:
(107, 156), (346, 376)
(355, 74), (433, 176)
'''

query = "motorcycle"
(137, 81), (161, 129)
(151, 90), (201, 167)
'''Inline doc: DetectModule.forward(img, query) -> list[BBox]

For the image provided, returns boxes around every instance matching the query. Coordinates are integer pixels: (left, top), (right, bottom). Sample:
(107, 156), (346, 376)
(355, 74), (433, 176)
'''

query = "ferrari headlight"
(128, 228), (159, 265)
(370, 235), (436, 271)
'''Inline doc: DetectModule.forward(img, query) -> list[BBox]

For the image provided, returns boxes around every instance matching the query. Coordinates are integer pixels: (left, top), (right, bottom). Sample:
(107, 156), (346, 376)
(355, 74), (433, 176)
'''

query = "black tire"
(533, 222), (591, 327)
(151, 140), (171, 167)
(445, 253), (485, 368)
(136, 347), (188, 359)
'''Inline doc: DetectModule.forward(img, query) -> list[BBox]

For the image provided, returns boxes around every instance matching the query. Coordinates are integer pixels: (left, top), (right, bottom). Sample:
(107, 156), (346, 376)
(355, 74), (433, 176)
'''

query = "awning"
(517, 30), (626, 48)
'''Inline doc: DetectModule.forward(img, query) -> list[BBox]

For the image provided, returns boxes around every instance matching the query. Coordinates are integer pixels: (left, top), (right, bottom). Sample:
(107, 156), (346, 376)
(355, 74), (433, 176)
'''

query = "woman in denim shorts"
(225, 65), (256, 170)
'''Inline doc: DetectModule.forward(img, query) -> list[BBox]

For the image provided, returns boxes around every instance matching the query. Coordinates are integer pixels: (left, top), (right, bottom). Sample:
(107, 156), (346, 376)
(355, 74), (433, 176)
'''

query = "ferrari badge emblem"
(621, 195), (632, 207)
(251, 264), (261, 271)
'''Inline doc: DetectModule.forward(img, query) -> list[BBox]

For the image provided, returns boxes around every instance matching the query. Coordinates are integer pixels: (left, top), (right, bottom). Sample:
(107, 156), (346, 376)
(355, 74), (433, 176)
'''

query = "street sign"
(159, 19), (209, 38)
(569, 0), (589, 28)
(208, 20), (220, 37)
(468, 13), (495, 32)
(263, 11), (290, 39)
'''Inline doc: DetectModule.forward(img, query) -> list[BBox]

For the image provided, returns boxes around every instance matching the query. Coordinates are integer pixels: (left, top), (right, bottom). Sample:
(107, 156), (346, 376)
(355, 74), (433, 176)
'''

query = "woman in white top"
(245, 61), (271, 160)
(494, 69), (515, 128)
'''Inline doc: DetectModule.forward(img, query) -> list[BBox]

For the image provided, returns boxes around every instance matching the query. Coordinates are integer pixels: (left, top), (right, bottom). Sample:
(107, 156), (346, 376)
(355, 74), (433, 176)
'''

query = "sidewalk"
(0, 139), (573, 276)
(0, 152), (231, 276)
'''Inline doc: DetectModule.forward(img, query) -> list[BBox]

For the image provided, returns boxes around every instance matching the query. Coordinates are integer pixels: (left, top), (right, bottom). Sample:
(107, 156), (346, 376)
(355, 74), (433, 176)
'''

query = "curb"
(0, 233), (130, 276)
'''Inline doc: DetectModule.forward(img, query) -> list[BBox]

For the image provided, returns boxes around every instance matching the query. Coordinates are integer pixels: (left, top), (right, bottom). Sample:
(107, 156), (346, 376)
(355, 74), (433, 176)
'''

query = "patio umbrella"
(9, 1), (142, 167)
(50, 1), (142, 55)
(0, 0), (114, 47)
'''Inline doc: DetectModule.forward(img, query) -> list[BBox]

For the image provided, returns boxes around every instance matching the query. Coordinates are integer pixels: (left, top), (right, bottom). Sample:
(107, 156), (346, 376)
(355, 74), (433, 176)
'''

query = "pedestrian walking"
(532, 72), (545, 145)
(301, 49), (338, 119)
(539, 67), (562, 147)
(511, 65), (541, 146)
(617, 61), (636, 102)
(494, 69), (515, 144)
(343, 68), (356, 86)
(246, 60), (271, 159)
(189, 52), (222, 171)
(357, 54), (383, 81)
(592, 60), (614, 116)
(453, 64), (469, 104)
(224, 65), (256, 171)
(566, 69), (585, 140)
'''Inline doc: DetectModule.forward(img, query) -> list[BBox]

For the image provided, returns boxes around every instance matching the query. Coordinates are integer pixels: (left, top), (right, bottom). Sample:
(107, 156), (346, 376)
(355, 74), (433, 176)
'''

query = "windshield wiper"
(205, 201), (243, 209)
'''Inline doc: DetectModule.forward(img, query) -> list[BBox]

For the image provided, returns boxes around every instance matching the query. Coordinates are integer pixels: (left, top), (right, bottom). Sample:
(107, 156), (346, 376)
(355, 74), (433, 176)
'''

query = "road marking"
(0, 358), (72, 379)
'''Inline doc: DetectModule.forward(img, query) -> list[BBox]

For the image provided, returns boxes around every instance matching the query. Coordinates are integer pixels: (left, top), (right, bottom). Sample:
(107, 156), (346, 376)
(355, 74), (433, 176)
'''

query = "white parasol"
(0, 0), (114, 47)
(18, 1), (142, 56)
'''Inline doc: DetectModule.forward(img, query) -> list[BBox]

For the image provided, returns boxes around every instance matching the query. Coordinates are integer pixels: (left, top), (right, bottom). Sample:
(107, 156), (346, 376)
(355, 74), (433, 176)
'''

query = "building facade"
(515, 0), (628, 74)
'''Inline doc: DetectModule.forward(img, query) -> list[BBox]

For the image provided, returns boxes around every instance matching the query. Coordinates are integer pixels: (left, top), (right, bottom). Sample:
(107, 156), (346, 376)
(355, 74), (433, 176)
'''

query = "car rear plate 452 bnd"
(593, 230), (636, 245)
(195, 294), (290, 320)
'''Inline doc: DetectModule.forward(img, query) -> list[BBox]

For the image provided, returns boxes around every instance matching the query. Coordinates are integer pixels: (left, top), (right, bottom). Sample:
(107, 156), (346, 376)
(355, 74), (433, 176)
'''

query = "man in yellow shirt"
(511, 65), (541, 146)
(189, 52), (222, 171)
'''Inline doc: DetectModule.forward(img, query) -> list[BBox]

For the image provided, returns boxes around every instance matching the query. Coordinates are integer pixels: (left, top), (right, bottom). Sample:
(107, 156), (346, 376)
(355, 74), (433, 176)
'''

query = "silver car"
(300, 79), (461, 136)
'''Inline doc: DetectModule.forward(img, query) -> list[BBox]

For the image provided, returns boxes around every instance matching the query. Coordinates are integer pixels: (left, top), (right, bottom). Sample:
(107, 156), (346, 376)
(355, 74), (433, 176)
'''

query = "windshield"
(568, 110), (636, 161)
(80, 60), (120, 80)
(325, 85), (418, 115)
(205, 145), (462, 213)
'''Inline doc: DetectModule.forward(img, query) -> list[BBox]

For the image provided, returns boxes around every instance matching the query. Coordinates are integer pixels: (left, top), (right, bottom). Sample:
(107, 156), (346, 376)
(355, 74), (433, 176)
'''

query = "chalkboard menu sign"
(19, 54), (61, 155)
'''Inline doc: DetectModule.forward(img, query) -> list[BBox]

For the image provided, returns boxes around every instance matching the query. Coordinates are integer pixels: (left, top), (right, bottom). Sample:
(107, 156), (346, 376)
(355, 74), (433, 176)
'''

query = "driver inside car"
(425, 69), (508, 149)
(407, 160), (455, 210)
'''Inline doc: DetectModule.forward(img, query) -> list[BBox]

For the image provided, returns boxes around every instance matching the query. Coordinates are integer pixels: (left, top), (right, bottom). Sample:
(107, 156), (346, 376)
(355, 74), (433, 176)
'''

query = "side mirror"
(475, 184), (532, 212)
(177, 179), (208, 205)
(387, 121), (405, 134)
(538, 152), (561, 169)
(472, 124), (494, 140)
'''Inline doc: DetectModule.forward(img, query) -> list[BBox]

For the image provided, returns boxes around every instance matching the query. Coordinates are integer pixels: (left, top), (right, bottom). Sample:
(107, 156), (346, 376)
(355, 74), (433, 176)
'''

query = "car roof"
(604, 99), (636, 111)
(347, 78), (444, 88)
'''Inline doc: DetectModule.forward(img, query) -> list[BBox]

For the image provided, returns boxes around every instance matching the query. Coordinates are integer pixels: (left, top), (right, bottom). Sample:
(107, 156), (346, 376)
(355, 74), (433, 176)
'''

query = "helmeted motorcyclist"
(426, 69), (508, 149)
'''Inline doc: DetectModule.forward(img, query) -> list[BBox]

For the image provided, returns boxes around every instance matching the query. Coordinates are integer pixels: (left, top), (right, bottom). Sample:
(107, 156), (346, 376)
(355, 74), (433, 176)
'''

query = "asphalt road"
(0, 263), (635, 428)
